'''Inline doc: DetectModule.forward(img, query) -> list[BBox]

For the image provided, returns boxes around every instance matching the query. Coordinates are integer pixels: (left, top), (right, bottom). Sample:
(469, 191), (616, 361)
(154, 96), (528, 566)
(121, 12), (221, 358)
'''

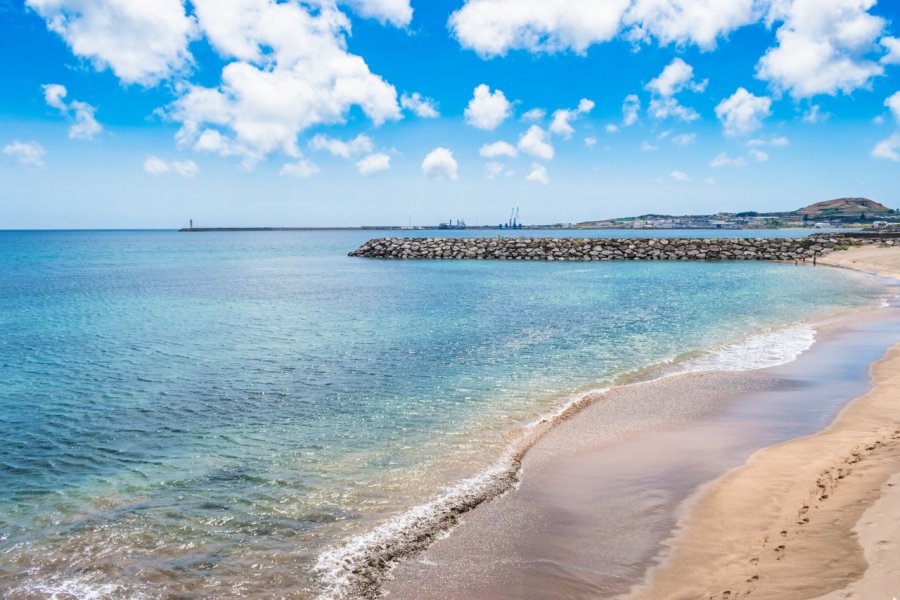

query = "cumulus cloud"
(640, 141), (658, 151)
(549, 98), (594, 138)
(886, 92), (900, 122)
(605, 124), (619, 133)
(422, 147), (458, 179)
(169, 1), (401, 168)
(3, 140), (46, 167)
(802, 104), (829, 124)
(624, 0), (762, 49)
(715, 88), (772, 136)
(649, 97), (699, 122)
(758, 0), (887, 98)
(585, 136), (598, 146)
(42, 83), (102, 140)
(449, 0), (630, 56)
(526, 162), (549, 184)
(464, 84), (512, 130)
(485, 161), (505, 179)
(646, 58), (706, 97)
(27, 0), (198, 85)
(671, 132), (696, 145)
(710, 152), (747, 167)
(341, 0), (412, 27)
(749, 148), (769, 162)
(144, 155), (199, 177)
(645, 59), (704, 122)
(670, 169), (690, 182)
(622, 94), (641, 126)
(280, 158), (320, 177)
(400, 92), (439, 118)
(872, 134), (900, 161)
(449, 0), (767, 56)
(522, 108), (546, 121)
(309, 133), (374, 158)
(517, 125), (554, 160)
(356, 152), (391, 175)
(883, 37), (900, 65)
(479, 140), (518, 158)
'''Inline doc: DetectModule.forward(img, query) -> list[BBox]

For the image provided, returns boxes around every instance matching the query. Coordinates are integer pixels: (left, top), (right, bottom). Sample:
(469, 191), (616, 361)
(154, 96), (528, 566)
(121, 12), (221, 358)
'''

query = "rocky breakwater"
(349, 236), (838, 261)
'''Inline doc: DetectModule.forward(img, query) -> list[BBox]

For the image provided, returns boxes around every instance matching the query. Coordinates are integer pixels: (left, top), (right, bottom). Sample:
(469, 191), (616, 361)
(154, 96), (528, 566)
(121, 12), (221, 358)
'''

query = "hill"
(795, 198), (891, 219)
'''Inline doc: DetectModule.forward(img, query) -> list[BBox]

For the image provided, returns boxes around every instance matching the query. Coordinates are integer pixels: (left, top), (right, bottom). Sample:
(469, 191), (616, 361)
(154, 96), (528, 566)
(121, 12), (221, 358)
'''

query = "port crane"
(501, 207), (522, 229)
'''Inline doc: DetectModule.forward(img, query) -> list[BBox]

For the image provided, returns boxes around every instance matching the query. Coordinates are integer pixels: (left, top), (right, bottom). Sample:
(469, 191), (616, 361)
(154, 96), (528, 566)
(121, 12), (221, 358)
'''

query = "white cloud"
(42, 83), (68, 111)
(448, 0), (630, 57)
(645, 59), (704, 123)
(309, 133), (374, 158)
(27, 0), (198, 85)
(704, 177), (716, 185)
(640, 141), (658, 151)
(886, 92), (900, 123)
(622, 94), (641, 126)
(422, 147), (458, 179)
(526, 162), (549, 184)
(802, 103), (829, 124)
(341, 0), (412, 27)
(757, 0), (887, 98)
(144, 155), (199, 177)
(646, 58), (704, 97)
(170, 1), (401, 168)
(549, 98), (594, 138)
(280, 158), (320, 177)
(485, 161), (505, 179)
(479, 140), (518, 158)
(670, 170), (690, 182)
(749, 148), (769, 162)
(605, 124), (619, 133)
(770, 135), (790, 146)
(518, 125), (554, 160)
(648, 97), (699, 122)
(522, 108), (546, 121)
(400, 92), (439, 118)
(464, 84), (512, 130)
(715, 88), (772, 136)
(3, 140), (46, 167)
(68, 101), (102, 140)
(624, 0), (762, 49)
(710, 152), (747, 167)
(883, 37), (900, 65)
(42, 83), (102, 140)
(872, 134), (900, 161)
(585, 136), (598, 147)
(356, 152), (391, 175)
(671, 132), (696, 145)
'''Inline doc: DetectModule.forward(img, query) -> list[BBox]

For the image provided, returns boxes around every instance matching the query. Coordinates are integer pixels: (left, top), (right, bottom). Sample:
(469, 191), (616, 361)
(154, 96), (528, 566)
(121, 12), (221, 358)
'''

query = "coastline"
(628, 246), (900, 600)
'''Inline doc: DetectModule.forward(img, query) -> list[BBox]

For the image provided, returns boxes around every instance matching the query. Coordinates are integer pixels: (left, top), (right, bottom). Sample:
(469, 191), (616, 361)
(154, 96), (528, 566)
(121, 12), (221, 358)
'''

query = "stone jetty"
(348, 236), (843, 262)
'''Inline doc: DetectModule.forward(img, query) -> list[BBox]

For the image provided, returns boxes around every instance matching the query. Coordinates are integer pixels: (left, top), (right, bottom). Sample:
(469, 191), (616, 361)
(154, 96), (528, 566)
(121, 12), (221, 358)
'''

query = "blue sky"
(1, 0), (899, 228)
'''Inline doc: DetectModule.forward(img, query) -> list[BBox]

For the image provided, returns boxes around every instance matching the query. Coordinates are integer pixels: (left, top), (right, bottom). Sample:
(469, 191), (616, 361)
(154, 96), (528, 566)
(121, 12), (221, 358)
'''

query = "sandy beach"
(629, 246), (900, 600)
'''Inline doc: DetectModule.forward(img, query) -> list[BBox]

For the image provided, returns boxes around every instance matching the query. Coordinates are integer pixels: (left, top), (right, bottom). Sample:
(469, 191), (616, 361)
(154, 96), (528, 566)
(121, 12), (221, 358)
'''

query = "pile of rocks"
(349, 236), (839, 261)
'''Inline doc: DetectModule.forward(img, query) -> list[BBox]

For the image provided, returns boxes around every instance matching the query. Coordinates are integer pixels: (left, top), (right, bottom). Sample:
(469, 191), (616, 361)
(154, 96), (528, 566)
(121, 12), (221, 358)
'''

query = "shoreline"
(627, 246), (900, 600)
(315, 249), (898, 599)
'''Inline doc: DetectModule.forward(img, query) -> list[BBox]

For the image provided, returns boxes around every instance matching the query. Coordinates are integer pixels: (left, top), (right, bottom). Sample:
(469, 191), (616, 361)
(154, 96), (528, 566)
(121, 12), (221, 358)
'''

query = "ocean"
(0, 229), (888, 598)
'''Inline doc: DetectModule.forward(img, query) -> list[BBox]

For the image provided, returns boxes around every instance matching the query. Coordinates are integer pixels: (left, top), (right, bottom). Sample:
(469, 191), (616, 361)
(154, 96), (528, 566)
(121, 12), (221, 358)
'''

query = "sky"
(1, 0), (899, 228)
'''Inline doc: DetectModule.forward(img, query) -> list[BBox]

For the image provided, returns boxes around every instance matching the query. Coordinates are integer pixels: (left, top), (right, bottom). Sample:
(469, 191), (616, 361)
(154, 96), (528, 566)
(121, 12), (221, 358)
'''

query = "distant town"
(181, 198), (899, 232)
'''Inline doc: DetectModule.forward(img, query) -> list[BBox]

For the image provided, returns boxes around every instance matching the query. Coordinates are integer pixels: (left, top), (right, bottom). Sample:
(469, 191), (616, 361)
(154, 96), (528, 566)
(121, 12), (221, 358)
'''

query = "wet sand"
(383, 286), (900, 599)
(626, 246), (900, 600)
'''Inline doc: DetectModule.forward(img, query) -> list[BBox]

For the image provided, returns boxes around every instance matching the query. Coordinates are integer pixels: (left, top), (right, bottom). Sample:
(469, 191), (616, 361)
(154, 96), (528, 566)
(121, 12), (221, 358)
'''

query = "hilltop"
(795, 198), (891, 219)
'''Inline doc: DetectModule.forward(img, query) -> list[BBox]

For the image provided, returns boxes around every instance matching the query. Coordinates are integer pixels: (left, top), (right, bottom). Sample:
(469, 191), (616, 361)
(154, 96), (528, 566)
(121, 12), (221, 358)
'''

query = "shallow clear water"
(0, 230), (884, 597)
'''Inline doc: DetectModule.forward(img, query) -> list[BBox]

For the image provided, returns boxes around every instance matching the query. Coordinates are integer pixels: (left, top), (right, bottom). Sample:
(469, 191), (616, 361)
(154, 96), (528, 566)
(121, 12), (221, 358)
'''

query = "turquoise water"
(0, 230), (883, 598)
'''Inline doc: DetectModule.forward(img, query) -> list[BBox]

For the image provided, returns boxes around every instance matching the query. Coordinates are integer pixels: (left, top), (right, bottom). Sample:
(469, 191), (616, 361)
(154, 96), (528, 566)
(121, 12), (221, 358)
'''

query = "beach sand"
(629, 245), (900, 600)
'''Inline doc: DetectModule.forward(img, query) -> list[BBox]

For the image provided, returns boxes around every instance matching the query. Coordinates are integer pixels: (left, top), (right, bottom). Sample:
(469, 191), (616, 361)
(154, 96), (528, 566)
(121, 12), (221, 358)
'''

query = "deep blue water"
(0, 229), (883, 598)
